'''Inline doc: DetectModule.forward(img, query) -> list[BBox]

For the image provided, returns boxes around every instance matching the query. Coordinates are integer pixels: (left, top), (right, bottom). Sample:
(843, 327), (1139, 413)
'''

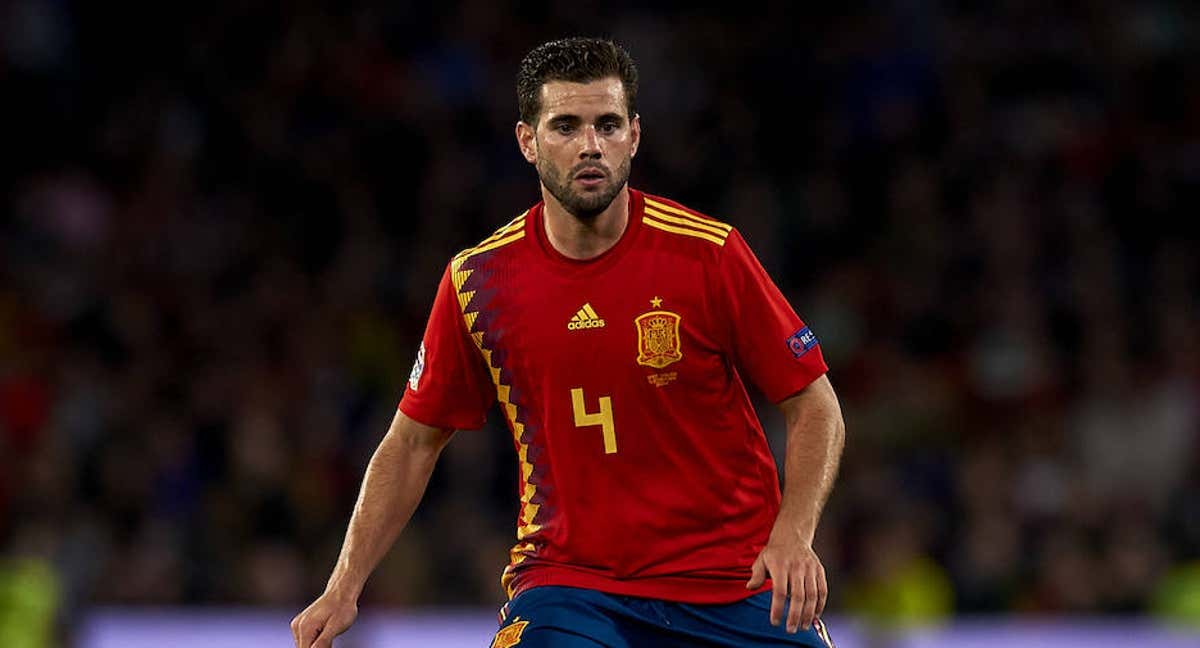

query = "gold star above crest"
(650, 296), (663, 308)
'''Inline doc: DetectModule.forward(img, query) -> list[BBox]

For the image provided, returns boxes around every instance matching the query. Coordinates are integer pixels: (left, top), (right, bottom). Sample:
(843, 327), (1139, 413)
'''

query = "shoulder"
(640, 191), (739, 256)
(450, 209), (531, 270)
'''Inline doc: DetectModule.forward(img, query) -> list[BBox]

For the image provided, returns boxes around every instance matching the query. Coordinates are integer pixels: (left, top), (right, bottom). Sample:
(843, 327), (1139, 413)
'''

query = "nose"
(579, 125), (602, 159)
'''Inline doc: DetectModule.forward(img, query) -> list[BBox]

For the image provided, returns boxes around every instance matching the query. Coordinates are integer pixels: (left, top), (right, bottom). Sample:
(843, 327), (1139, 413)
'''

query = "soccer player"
(292, 38), (845, 648)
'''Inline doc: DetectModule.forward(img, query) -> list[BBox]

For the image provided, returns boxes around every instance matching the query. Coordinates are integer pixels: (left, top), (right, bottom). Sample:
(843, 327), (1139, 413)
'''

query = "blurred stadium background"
(2, 1), (1200, 646)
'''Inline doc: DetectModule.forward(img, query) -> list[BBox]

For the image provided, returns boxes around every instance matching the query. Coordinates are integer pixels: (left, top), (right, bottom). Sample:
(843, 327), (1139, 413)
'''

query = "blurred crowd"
(2, 0), (1199, 642)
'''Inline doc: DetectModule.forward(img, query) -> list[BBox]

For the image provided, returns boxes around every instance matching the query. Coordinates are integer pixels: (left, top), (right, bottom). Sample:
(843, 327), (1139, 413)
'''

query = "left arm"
(746, 374), (845, 633)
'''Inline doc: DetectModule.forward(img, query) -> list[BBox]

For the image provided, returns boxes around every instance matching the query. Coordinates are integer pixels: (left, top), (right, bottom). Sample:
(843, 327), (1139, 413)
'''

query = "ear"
(630, 113), (641, 159)
(515, 121), (537, 164)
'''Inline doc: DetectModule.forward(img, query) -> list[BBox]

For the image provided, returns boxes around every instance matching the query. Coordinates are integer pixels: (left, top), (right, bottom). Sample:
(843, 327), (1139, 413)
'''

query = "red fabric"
(399, 189), (827, 603)
(398, 263), (496, 431)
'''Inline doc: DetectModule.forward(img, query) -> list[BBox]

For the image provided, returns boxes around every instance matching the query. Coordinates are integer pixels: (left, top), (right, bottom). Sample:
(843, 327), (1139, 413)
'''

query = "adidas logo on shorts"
(568, 303), (606, 330)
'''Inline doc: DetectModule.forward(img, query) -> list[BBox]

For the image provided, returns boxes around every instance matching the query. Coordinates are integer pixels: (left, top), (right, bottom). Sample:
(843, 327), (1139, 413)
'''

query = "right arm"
(291, 409), (454, 648)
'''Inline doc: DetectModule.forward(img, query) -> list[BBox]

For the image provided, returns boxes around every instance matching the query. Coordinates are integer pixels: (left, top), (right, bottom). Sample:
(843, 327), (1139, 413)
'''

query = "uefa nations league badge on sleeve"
(786, 327), (818, 359)
(408, 342), (426, 391)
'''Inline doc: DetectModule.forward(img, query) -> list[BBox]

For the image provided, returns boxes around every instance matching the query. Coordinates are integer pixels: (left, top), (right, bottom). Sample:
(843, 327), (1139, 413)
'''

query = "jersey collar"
(529, 187), (645, 276)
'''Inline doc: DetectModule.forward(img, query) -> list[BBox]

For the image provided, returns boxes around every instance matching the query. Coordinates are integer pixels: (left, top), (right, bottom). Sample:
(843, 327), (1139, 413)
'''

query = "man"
(292, 37), (845, 648)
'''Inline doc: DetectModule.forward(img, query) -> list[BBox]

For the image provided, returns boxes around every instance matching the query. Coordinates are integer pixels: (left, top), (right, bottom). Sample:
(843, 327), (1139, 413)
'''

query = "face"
(516, 77), (640, 219)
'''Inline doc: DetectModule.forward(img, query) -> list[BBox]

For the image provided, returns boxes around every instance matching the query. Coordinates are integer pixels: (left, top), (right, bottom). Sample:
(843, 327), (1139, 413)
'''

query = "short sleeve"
(399, 263), (495, 430)
(714, 228), (828, 403)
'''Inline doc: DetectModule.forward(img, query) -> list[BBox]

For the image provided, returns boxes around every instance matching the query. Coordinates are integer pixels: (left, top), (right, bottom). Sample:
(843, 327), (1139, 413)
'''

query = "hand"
(291, 590), (358, 648)
(745, 534), (828, 634)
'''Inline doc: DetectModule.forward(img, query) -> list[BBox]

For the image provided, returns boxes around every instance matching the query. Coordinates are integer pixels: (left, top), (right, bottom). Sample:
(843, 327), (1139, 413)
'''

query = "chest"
(481, 250), (726, 386)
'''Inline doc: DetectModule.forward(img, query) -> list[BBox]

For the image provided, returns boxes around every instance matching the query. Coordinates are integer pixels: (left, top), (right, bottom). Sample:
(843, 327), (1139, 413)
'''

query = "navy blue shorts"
(491, 586), (835, 648)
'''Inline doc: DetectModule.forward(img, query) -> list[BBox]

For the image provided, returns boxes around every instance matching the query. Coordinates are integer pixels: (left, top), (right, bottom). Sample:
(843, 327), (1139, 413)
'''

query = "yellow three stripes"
(645, 197), (732, 231)
(455, 211), (527, 263)
(643, 198), (730, 246)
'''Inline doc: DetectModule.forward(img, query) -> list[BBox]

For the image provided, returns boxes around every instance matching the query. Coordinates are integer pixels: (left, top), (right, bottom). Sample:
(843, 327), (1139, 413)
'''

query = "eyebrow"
(545, 113), (626, 127)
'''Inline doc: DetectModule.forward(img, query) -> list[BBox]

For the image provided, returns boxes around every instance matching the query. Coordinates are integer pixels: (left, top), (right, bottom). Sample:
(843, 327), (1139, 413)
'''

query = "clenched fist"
(291, 591), (358, 648)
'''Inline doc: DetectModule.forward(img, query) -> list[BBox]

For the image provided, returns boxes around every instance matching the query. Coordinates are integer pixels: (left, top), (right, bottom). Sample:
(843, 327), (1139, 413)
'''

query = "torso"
(448, 190), (780, 602)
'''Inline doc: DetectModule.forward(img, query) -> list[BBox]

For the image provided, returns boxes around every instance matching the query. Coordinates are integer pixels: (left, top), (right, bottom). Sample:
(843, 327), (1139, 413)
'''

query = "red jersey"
(399, 189), (828, 604)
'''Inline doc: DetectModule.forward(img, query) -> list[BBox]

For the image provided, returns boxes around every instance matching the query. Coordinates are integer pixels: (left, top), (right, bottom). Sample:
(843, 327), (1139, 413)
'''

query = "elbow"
(780, 376), (845, 453)
(383, 411), (455, 463)
(395, 427), (454, 460)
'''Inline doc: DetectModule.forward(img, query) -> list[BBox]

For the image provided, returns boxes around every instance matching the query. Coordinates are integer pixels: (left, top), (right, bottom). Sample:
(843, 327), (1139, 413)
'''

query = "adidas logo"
(568, 303), (606, 330)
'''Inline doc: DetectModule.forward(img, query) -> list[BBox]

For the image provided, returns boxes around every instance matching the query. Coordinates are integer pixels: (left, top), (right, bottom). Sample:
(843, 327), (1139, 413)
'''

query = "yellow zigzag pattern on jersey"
(643, 197), (731, 247)
(502, 540), (537, 599)
(448, 212), (541, 599)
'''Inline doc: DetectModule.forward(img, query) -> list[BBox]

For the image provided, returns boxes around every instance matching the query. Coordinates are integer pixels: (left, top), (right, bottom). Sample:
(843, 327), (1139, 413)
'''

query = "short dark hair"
(517, 37), (638, 125)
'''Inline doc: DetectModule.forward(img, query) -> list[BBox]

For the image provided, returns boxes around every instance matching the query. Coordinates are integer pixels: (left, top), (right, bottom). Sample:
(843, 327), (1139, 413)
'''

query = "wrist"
(324, 574), (364, 602)
(770, 513), (816, 545)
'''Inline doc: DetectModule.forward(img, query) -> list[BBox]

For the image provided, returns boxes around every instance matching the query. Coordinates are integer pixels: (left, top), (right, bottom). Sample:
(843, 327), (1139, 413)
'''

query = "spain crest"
(635, 310), (683, 369)
(490, 618), (529, 648)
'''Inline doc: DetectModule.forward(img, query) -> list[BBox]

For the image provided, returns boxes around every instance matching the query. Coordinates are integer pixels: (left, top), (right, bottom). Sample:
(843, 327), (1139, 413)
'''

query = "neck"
(541, 185), (631, 260)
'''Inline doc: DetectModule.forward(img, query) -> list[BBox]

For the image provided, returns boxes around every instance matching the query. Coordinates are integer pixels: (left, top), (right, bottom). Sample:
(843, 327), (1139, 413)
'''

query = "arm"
(771, 374), (844, 546)
(291, 410), (454, 648)
(746, 374), (845, 633)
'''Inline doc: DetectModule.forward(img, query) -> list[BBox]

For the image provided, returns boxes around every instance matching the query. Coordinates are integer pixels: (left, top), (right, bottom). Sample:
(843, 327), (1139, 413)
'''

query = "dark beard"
(537, 156), (631, 219)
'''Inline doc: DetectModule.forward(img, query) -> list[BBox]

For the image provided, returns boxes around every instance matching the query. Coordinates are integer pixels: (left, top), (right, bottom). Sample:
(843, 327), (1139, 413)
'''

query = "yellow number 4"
(570, 388), (616, 454)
